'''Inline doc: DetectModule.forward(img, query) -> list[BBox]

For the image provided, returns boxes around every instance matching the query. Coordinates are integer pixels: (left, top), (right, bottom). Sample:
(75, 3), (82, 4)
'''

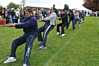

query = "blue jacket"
(15, 16), (38, 33)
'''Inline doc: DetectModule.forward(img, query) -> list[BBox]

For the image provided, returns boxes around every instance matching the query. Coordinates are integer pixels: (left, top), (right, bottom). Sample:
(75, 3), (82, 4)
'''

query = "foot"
(23, 64), (29, 66)
(3, 57), (16, 64)
(61, 34), (65, 37)
(39, 45), (47, 49)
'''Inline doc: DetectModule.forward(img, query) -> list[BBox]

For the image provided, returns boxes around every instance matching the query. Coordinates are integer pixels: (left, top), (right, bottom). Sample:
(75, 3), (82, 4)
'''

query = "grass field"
(0, 17), (99, 66)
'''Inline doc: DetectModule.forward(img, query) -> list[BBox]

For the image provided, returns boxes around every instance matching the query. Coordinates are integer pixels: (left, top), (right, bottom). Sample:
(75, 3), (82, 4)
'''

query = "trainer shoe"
(23, 64), (28, 66)
(61, 34), (65, 37)
(39, 45), (47, 49)
(3, 57), (16, 64)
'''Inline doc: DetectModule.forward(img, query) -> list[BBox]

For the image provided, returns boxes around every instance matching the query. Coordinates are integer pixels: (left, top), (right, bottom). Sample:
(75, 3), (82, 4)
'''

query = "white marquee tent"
(0, 0), (89, 10)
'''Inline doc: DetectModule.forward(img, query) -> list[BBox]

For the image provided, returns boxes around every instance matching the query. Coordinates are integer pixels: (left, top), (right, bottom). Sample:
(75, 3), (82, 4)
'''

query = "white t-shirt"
(44, 12), (57, 25)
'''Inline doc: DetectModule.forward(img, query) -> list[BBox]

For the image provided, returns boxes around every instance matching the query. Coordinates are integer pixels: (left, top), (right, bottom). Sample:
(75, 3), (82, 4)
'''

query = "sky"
(0, 0), (88, 10)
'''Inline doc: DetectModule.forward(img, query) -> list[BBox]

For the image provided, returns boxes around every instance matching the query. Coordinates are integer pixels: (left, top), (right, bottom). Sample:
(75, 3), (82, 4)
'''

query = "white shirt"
(44, 12), (57, 25)
(74, 11), (80, 19)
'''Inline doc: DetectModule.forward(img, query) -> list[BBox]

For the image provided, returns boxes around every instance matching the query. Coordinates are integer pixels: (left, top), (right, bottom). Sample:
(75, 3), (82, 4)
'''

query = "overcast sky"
(0, 0), (88, 10)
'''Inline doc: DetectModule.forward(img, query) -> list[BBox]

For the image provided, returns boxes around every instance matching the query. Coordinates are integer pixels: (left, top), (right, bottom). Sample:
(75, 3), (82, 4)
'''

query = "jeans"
(10, 32), (37, 65)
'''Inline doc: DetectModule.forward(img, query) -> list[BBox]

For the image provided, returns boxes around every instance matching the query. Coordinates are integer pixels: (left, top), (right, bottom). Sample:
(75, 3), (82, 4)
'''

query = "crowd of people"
(0, 4), (89, 66)
(0, 8), (20, 23)
(0, 4), (91, 24)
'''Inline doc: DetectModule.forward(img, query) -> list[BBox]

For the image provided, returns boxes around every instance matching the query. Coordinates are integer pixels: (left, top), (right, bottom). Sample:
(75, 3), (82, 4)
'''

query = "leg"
(3, 34), (27, 64)
(61, 23), (65, 34)
(57, 23), (62, 35)
(40, 25), (54, 47)
(68, 17), (72, 28)
(23, 33), (37, 66)
(72, 16), (76, 31)
(10, 35), (26, 57)
(65, 16), (69, 30)
(38, 26), (45, 41)
(57, 24), (60, 33)
(77, 18), (81, 28)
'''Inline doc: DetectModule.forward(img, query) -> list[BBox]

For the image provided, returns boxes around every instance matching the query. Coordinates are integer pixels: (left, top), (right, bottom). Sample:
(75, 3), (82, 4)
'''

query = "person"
(38, 8), (57, 49)
(56, 4), (69, 37)
(7, 8), (16, 23)
(3, 9), (38, 66)
(80, 10), (86, 22)
(53, 4), (58, 16)
(56, 10), (66, 37)
(74, 10), (81, 28)
(63, 4), (69, 30)
(68, 9), (76, 31)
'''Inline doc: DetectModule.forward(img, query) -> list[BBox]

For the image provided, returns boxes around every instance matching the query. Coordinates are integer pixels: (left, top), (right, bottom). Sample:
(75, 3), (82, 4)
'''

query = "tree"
(83, 0), (99, 11)
(7, 2), (19, 9)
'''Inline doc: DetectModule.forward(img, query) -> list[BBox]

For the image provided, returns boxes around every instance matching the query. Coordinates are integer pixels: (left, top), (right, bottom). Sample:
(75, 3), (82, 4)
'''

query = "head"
(50, 7), (55, 13)
(53, 4), (55, 8)
(64, 4), (69, 10)
(24, 9), (33, 16)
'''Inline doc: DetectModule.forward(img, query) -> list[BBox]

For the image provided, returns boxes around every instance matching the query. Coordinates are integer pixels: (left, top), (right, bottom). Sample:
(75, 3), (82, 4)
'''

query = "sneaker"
(3, 57), (16, 64)
(61, 34), (65, 37)
(23, 64), (28, 66)
(39, 45), (47, 49)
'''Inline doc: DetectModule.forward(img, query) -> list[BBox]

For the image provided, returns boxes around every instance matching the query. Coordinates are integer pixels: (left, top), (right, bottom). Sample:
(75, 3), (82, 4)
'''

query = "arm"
(15, 17), (37, 28)
(43, 14), (52, 21)
(0, 23), (16, 27)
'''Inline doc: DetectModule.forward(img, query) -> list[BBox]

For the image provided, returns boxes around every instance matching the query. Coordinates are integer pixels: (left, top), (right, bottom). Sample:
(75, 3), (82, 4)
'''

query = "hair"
(26, 8), (33, 13)
(64, 4), (69, 10)
(24, 8), (34, 16)
(53, 4), (55, 8)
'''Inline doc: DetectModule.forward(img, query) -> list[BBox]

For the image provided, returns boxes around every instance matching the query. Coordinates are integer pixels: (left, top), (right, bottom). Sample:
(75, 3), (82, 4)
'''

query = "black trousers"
(62, 16), (69, 30)
(57, 23), (65, 34)
(38, 24), (54, 47)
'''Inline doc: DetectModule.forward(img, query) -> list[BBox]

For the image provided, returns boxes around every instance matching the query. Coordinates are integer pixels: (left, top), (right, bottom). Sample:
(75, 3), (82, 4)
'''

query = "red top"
(0, 19), (6, 25)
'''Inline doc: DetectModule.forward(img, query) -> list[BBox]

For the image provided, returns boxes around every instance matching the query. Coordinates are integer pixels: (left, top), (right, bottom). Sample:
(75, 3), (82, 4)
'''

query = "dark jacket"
(15, 16), (38, 33)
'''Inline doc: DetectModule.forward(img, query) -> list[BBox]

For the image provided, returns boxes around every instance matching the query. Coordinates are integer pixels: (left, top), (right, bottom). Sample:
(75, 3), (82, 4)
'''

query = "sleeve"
(43, 14), (52, 21)
(15, 17), (37, 28)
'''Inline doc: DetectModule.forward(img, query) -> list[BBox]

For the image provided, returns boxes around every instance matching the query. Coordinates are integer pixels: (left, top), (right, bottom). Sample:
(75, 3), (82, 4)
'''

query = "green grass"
(0, 17), (99, 66)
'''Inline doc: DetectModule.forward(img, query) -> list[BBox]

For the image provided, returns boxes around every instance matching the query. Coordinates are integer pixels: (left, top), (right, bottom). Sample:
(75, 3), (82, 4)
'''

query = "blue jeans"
(10, 32), (37, 65)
